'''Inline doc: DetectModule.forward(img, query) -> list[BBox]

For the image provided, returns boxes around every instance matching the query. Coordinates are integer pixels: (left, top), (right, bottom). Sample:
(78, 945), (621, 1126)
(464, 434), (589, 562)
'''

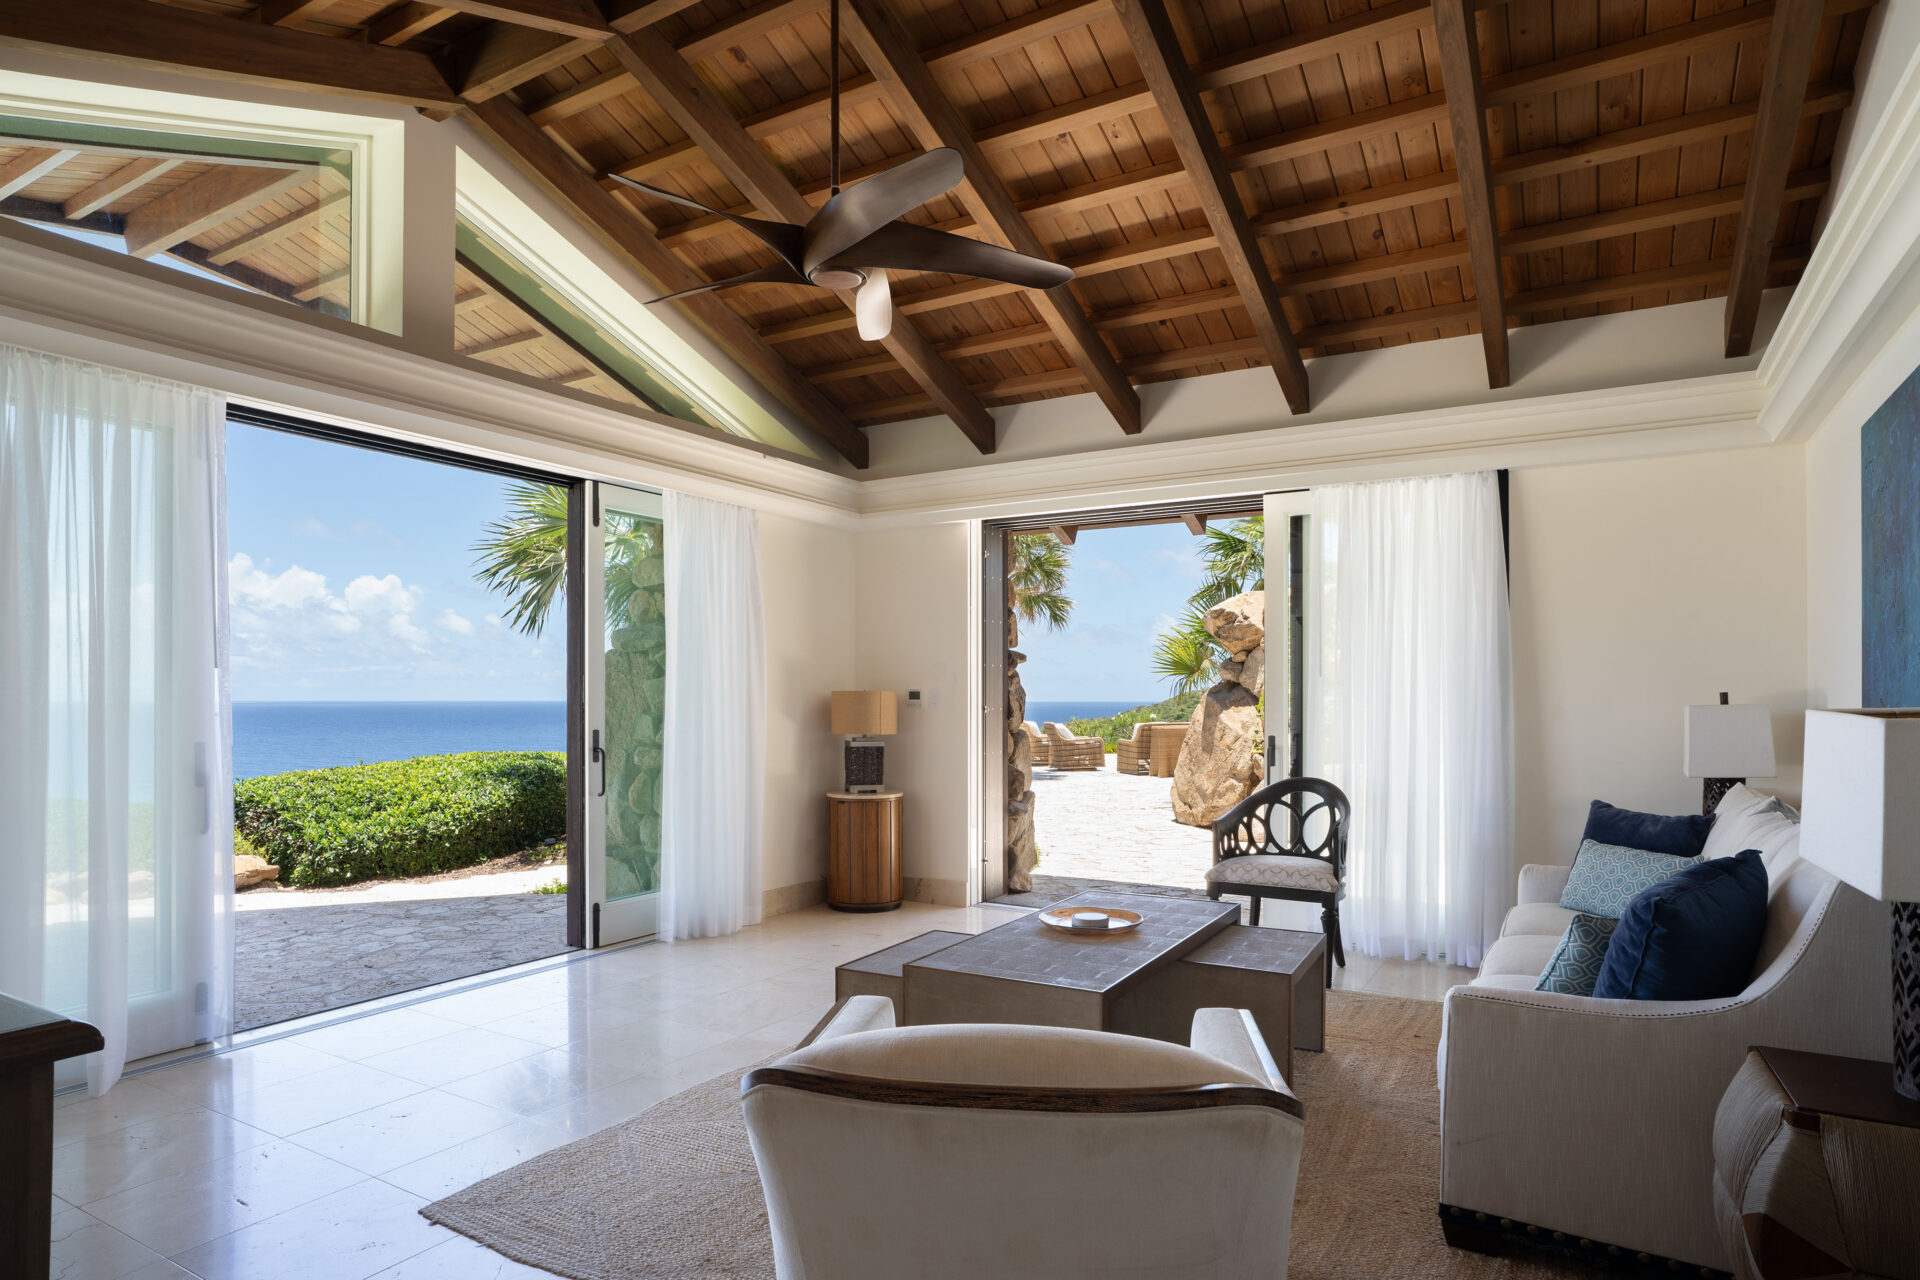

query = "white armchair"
(1437, 857), (1891, 1272)
(743, 995), (1306, 1280)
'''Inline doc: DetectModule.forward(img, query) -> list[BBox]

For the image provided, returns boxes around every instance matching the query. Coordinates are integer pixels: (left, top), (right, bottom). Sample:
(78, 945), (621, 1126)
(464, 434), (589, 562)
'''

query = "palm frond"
(1008, 532), (1075, 631)
(1150, 609), (1223, 695)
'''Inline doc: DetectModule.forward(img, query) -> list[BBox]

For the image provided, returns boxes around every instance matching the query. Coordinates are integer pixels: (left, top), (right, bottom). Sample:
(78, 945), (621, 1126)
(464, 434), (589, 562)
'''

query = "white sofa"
(1437, 788), (1892, 1272)
(743, 995), (1306, 1280)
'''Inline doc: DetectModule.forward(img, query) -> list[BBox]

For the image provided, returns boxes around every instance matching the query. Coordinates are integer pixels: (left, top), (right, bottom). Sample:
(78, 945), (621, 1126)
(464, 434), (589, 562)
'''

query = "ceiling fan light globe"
(808, 266), (867, 290)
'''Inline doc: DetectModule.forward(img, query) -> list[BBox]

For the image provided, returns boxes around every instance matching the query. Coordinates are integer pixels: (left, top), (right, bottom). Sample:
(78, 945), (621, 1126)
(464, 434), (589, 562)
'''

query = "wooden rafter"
(0, 147), (78, 200)
(209, 189), (349, 265)
(123, 164), (314, 259)
(603, 25), (998, 453)
(248, 1), (342, 25)
(435, 0), (699, 101)
(1725, 0), (1828, 357)
(464, 95), (870, 469)
(1431, 0), (1509, 388)
(0, 0), (461, 108)
(842, 0), (1141, 435)
(417, 0), (609, 39)
(1113, 0), (1308, 413)
(364, 4), (459, 46)
(60, 157), (182, 220)
(292, 267), (350, 301)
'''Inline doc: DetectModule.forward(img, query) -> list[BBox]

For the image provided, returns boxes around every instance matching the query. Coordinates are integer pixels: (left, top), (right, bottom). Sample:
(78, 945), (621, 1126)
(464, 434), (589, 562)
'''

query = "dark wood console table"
(2, 993), (104, 1276)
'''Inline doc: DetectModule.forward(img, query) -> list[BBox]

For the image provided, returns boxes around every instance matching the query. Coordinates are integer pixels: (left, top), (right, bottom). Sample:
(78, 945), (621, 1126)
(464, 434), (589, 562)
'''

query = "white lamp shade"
(1683, 702), (1776, 779)
(1799, 708), (1920, 902)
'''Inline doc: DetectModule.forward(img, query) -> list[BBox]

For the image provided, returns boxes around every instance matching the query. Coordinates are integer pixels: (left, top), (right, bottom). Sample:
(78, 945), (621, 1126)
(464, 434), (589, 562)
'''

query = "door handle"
(592, 729), (606, 797)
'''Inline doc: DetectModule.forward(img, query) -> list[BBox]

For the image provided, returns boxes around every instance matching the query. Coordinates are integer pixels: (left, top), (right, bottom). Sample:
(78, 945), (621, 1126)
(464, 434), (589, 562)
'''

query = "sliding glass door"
(1262, 491), (1313, 786)
(582, 483), (665, 946)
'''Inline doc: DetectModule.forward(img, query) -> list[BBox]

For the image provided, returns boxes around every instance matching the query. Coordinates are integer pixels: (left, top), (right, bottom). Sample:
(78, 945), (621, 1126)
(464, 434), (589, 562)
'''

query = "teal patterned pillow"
(1559, 839), (1702, 917)
(1535, 912), (1621, 995)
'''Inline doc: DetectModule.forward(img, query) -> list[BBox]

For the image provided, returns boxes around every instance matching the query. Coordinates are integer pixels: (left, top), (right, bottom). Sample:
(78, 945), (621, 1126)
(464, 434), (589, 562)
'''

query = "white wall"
(1509, 447), (1809, 868)
(760, 513), (857, 912)
(852, 523), (975, 904)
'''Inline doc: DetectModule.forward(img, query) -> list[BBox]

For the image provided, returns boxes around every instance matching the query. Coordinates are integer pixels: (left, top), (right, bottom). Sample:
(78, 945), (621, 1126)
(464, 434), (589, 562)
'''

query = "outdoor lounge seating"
(1021, 720), (1052, 768)
(1115, 720), (1180, 774)
(1206, 778), (1349, 986)
(1042, 722), (1105, 770)
(1148, 722), (1189, 777)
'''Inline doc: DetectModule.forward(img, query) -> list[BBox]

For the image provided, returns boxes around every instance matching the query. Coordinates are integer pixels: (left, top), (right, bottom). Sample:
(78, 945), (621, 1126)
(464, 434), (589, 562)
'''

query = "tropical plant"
(472, 482), (659, 637)
(1063, 690), (1204, 749)
(1008, 531), (1074, 631)
(1189, 517), (1265, 610)
(1151, 608), (1223, 694)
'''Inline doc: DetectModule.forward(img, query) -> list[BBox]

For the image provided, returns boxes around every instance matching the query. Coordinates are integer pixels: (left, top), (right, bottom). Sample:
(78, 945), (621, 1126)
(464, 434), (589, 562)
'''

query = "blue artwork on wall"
(1863, 361), (1920, 707)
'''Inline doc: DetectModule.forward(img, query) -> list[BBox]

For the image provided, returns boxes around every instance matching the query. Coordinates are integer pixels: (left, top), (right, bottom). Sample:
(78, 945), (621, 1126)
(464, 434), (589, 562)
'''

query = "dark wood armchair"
(1205, 778), (1349, 986)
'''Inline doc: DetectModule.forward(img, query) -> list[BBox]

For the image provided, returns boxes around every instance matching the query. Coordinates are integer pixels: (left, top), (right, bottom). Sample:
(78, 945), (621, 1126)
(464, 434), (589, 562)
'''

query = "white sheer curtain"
(0, 345), (231, 1095)
(1306, 471), (1512, 968)
(659, 491), (764, 941)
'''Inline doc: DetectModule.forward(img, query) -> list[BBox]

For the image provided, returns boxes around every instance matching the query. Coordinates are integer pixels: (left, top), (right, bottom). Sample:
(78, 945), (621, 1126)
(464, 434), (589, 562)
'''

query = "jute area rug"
(423, 990), (1589, 1279)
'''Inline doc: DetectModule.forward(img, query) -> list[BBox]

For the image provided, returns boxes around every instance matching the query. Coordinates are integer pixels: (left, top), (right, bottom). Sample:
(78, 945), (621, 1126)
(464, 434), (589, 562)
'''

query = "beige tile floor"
(50, 901), (1473, 1280)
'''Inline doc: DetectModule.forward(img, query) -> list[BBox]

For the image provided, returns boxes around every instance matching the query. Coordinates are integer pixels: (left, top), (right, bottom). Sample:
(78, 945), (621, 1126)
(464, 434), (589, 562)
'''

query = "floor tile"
(208, 1061), (427, 1137)
(53, 1079), (203, 1148)
(357, 1027), (549, 1087)
(54, 1104), (276, 1206)
(436, 1045), (642, 1118)
(283, 1008), (470, 1061)
(378, 1118), (577, 1201)
(172, 1177), (451, 1280)
(473, 999), (646, 1049)
(288, 1090), (516, 1176)
(526, 1072), (691, 1138)
(363, 1234), (562, 1278)
(83, 1139), (365, 1257)
(140, 1038), (352, 1111)
(49, 1198), (178, 1280)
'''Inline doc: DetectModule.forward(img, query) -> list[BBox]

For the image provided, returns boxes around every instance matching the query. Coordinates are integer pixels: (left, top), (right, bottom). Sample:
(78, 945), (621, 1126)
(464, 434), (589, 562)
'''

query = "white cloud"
(228, 554), (441, 668)
(435, 608), (476, 637)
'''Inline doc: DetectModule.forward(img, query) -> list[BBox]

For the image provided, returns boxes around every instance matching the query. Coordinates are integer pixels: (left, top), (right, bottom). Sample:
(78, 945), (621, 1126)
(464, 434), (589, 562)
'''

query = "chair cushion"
(1700, 784), (1801, 888)
(1205, 855), (1338, 893)
(1501, 901), (1578, 939)
(1583, 799), (1714, 858)
(1559, 839), (1702, 917)
(783, 1022), (1270, 1090)
(1475, 932), (1560, 981)
(1534, 913), (1620, 996)
(1593, 850), (1770, 1001)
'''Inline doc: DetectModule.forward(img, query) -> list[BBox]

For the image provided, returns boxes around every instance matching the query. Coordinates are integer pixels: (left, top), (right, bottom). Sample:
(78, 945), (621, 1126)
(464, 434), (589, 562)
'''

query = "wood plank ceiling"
(0, 0), (1877, 470)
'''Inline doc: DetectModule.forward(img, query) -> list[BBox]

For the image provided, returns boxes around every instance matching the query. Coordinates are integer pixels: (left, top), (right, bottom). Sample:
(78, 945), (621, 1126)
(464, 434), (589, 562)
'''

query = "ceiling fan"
(610, 0), (1073, 342)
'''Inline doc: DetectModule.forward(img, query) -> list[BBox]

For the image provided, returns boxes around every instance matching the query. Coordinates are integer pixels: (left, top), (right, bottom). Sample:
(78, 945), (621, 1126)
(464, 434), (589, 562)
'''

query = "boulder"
(234, 854), (279, 890)
(1218, 645), (1266, 698)
(1169, 683), (1264, 826)
(1204, 591), (1266, 656)
(1006, 790), (1038, 892)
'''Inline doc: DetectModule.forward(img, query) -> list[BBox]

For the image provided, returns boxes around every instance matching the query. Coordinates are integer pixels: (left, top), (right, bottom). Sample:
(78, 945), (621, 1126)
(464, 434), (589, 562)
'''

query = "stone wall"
(1006, 597), (1038, 892)
(1170, 591), (1266, 827)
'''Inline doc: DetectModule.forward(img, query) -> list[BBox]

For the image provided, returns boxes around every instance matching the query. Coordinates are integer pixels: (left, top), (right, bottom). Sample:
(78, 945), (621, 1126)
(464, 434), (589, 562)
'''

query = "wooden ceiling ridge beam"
(122, 164), (315, 259)
(602, 25), (997, 454)
(1431, 0), (1510, 388)
(1113, 0), (1307, 412)
(1724, 0), (1828, 358)
(60, 157), (182, 220)
(208, 189), (351, 265)
(0, 0), (462, 108)
(842, 0), (1141, 435)
(463, 95), (869, 468)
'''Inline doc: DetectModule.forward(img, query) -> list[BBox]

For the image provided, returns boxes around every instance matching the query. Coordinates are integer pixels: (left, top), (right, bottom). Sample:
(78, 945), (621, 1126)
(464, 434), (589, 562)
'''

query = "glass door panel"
(1262, 491), (1313, 787)
(585, 483), (664, 945)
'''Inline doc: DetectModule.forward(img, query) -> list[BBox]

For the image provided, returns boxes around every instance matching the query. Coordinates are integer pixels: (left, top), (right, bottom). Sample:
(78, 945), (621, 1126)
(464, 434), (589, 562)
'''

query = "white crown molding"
(0, 219), (862, 526)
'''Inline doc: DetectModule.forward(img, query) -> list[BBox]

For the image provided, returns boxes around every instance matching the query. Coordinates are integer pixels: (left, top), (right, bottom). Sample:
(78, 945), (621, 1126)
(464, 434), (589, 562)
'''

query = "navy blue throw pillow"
(1592, 849), (1769, 1001)
(1583, 799), (1714, 858)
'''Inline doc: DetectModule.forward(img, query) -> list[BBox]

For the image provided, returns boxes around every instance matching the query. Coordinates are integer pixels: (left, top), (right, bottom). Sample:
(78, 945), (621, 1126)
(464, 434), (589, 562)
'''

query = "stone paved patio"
(234, 866), (572, 1030)
(997, 764), (1216, 907)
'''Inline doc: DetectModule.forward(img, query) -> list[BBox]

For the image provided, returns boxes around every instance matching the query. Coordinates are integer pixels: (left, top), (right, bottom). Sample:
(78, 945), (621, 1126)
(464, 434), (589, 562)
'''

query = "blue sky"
(225, 425), (565, 702)
(1017, 523), (1207, 705)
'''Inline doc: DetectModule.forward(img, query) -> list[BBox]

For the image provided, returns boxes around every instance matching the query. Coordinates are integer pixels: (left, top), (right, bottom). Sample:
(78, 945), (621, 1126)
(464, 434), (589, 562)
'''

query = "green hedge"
(234, 751), (566, 887)
(1064, 691), (1204, 750)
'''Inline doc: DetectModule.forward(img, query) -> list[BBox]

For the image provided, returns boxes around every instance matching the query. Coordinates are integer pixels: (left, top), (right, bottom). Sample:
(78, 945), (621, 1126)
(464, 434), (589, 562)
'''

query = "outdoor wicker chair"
(1205, 777), (1349, 986)
(1042, 722), (1105, 770)
(1115, 721), (1177, 774)
(1021, 720), (1051, 768)
(1147, 723), (1189, 777)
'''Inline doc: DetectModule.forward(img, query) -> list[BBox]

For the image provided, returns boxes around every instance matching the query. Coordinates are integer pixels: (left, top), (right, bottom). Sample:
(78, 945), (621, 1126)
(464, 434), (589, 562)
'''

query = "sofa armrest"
(1190, 1007), (1294, 1096)
(796, 995), (895, 1048)
(1516, 862), (1573, 906)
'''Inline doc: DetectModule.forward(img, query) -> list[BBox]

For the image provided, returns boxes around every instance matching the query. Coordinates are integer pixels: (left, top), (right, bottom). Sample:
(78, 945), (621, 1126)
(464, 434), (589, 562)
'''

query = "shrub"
(1065, 691), (1204, 749)
(234, 751), (566, 887)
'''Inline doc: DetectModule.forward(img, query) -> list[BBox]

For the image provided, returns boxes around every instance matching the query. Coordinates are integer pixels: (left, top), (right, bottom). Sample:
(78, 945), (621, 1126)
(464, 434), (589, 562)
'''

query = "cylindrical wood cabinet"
(827, 790), (904, 911)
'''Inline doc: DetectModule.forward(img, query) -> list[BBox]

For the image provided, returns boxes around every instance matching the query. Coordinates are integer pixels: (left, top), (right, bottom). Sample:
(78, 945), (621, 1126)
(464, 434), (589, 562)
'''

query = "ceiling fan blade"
(802, 148), (965, 277)
(644, 261), (808, 306)
(824, 221), (1074, 289)
(855, 268), (893, 342)
(607, 173), (805, 271)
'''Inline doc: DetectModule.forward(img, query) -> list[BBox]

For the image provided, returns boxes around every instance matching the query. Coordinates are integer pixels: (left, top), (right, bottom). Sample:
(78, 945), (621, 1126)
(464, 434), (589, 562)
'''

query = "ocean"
(232, 701), (567, 780)
(1023, 700), (1156, 726)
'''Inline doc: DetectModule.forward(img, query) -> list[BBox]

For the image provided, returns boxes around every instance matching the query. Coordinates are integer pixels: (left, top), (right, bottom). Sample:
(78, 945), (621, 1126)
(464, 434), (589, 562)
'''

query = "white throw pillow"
(1702, 783), (1799, 888)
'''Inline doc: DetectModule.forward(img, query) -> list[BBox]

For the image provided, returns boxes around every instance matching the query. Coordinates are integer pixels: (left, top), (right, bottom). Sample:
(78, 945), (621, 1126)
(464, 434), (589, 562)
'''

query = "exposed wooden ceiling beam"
(1114, 0), (1307, 412)
(1180, 513), (1208, 535)
(292, 267), (350, 302)
(843, 0), (1141, 435)
(677, 0), (818, 64)
(0, 0), (462, 108)
(60, 157), (182, 220)
(248, 0), (343, 25)
(1050, 525), (1078, 545)
(209, 189), (349, 265)
(422, 0), (610, 39)
(1503, 168), (1828, 256)
(1724, 0), (1827, 358)
(455, 287), (492, 312)
(603, 25), (999, 454)
(436, 0), (707, 101)
(464, 95), (870, 468)
(123, 165), (315, 259)
(1431, 0), (1510, 389)
(364, 4), (459, 46)
(461, 330), (552, 358)
(0, 147), (78, 201)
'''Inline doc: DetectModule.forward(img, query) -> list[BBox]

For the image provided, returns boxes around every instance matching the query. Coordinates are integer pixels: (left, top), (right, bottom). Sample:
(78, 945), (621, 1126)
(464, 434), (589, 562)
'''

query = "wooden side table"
(827, 790), (903, 912)
(2, 992), (103, 1277)
(1714, 1046), (1920, 1279)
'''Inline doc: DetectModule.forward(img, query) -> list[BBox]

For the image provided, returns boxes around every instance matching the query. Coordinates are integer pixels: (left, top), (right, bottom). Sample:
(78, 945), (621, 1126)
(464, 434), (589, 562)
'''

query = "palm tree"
(1151, 608), (1221, 694)
(1008, 532), (1074, 631)
(474, 483), (660, 637)
(1189, 517), (1265, 610)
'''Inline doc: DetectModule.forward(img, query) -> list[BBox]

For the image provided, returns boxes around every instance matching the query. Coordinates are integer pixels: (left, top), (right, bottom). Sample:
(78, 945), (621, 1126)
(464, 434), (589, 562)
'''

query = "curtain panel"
(1307, 471), (1513, 968)
(0, 345), (231, 1094)
(659, 491), (765, 941)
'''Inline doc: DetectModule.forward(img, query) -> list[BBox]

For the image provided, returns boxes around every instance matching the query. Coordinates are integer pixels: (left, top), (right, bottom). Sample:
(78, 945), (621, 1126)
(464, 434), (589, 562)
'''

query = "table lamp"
(831, 691), (898, 794)
(1684, 692), (1776, 814)
(1800, 708), (1920, 1101)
